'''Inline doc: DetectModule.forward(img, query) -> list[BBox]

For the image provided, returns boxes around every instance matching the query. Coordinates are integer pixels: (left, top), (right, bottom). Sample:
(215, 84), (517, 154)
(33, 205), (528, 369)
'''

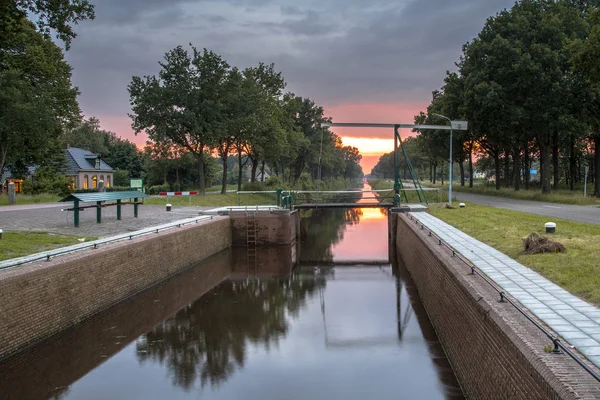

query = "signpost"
(130, 178), (144, 193)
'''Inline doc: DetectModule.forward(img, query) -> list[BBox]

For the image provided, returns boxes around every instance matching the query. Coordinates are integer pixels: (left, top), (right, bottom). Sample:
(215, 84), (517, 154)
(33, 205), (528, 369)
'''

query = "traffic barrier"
(158, 191), (198, 196)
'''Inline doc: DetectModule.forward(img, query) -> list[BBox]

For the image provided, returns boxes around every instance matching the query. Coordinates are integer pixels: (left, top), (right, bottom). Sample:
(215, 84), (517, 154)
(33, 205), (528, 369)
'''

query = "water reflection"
(136, 277), (324, 391)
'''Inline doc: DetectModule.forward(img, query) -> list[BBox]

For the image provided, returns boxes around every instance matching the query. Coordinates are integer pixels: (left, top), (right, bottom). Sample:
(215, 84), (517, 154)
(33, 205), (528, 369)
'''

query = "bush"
(264, 176), (283, 189)
(22, 167), (72, 196)
(147, 184), (170, 195)
(242, 182), (266, 192)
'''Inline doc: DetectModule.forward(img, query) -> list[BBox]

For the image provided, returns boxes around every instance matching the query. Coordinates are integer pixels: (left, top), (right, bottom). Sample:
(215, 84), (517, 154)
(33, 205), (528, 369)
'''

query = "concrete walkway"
(455, 192), (600, 225)
(412, 212), (600, 369)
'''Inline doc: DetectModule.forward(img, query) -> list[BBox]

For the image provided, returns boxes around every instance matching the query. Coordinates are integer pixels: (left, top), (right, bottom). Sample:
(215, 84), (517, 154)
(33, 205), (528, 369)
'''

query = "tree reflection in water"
(136, 276), (324, 391)
(299, 208), (363, 263)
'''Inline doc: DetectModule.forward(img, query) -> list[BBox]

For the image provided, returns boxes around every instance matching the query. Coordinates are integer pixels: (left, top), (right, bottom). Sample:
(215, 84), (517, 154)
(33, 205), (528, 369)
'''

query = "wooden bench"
(59, 191), (149, 227)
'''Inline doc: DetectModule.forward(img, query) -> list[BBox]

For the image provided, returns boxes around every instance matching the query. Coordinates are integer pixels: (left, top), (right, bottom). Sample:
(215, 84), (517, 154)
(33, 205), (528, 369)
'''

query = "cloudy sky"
(65, 0), (514, 172)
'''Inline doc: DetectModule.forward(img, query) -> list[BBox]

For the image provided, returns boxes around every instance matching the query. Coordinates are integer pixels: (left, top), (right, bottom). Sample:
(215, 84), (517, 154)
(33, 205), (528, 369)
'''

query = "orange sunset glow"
(100, 101), (426, 175)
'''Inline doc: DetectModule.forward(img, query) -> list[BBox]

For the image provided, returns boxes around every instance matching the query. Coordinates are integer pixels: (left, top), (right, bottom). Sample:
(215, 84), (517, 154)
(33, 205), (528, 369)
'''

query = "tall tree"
(129, 46), (229, 194)
(0, 18), (80, 180)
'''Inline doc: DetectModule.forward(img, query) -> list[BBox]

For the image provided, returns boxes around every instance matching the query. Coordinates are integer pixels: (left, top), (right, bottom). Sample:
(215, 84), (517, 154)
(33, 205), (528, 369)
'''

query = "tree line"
(128, 45), (363, 194)
(374, 0), (600, 196)
(1, 1), (363, 196)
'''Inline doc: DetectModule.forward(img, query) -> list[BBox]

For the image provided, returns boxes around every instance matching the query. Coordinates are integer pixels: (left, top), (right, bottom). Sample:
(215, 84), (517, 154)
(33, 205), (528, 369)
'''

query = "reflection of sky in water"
(63, 266), (460, 400)
(331, 207), (389, 261)
(50, 201), (462, 400)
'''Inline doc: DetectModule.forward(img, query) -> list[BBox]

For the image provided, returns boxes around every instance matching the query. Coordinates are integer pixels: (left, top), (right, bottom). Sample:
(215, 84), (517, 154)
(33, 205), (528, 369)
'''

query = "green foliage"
(113, 169), (130, 187)
(413, 0), (600, 196)
(147, 184), (170, 195)
(264, 176), (283, 188)
(22, 166), (72, 196)
(0, 17), (80, 183)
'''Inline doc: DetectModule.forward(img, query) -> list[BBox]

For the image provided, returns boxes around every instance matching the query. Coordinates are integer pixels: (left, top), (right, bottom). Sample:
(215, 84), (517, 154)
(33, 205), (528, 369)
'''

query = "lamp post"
(432, 113), (453, 205)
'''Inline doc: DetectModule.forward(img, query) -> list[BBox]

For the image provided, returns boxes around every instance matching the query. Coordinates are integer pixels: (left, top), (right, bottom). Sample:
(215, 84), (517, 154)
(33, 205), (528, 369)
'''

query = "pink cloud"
(92, 114), (148, 147)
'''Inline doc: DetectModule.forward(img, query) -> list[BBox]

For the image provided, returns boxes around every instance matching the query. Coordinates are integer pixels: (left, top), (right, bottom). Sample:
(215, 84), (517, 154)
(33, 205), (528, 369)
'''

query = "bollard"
(545, 222), (556, 234)
(166, 203), (172, 212)
(0, 228), (3, 239)
(459, 203), (465, 208)
(8, 182), (16, 205)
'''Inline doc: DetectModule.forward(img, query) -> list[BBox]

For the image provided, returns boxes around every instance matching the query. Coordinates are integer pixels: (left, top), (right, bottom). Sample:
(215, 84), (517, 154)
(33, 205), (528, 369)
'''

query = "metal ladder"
(246, 210), (257, 274)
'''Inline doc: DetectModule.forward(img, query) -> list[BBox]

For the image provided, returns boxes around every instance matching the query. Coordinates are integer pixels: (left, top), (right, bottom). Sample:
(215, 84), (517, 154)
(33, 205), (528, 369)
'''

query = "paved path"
(413, 212), (600, 369)
(0, 204), (213, 238)
(454, 192), (600, 225)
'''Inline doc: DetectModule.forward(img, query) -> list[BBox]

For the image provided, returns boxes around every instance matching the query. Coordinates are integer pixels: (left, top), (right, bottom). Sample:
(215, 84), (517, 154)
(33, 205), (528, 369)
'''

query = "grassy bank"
(0, 194), (61, 206)
(428, 203), (600, 305)
(423, 181), (600, 206)
(0, 231), (95, 261)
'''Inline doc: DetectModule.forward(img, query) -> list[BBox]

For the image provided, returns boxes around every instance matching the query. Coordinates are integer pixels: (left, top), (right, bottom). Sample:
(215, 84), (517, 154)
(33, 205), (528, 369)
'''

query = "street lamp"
(432, 113), (453, 205)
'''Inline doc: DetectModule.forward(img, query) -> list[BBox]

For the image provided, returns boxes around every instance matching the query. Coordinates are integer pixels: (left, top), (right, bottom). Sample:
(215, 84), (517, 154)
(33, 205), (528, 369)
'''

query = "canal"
(0, 201), (464, 399)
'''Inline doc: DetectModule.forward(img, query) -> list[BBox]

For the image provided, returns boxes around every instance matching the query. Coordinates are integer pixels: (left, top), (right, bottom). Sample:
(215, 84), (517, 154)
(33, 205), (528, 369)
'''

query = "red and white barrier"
(158, 191), (198, 196)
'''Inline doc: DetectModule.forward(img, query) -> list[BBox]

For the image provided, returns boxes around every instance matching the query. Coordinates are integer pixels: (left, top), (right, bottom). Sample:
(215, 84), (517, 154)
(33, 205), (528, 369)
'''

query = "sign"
(450, 120), (468, 130)
(530, 169), (537, 175)
(130, 178), (144, 192)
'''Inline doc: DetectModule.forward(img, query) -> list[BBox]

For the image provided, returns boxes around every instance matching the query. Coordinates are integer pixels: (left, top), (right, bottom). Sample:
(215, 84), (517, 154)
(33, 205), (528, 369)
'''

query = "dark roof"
(60, 191), (148, 203)
(64, 147), (114, 174)
(1, 166), (36, 183)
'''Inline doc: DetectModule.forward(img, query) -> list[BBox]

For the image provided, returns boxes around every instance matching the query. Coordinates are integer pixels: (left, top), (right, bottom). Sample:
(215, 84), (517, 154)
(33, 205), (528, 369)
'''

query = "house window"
(83, 175), (89, 189)
(92, 176), (98, 189)
(106, 175), (111, 188)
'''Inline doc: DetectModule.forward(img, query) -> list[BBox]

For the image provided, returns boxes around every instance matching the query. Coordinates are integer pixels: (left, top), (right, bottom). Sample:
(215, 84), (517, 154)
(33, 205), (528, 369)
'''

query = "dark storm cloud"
(66, 0), (514, 119)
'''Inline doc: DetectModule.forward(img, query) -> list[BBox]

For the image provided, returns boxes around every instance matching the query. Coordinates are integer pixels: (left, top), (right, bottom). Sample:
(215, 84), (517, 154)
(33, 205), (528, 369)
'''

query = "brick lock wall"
(0, 217), (231, 360)
(396, 214), (600, 399)
(230, 210), (298, 246)
(0, 249), (232, 400)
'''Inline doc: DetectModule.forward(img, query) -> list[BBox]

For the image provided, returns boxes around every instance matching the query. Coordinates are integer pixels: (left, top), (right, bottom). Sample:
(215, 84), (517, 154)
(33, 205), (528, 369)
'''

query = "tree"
(129, 46), (230, 194)
(0, 18), (80, 182)
(104, 139), (143, 178)
(0, 0), (95, 49)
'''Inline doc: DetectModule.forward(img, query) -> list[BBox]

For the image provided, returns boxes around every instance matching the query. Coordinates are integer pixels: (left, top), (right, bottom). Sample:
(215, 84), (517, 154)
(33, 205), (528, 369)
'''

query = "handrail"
(0, 215), (216, 271)
(407, 213), (600, 382)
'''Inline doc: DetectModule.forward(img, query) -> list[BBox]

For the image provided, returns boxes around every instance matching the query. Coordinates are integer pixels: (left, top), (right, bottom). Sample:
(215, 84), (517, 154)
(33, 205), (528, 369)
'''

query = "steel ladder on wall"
(246, 209), (257, 274)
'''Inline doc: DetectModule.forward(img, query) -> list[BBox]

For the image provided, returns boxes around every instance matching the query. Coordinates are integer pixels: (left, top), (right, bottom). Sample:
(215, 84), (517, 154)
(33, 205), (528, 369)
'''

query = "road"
(454, 192), (600, 225)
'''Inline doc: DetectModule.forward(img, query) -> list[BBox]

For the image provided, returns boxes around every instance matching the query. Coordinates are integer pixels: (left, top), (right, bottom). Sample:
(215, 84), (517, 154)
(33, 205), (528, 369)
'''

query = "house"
(64, 146), (115, 190)
(1, 170), (24, 193)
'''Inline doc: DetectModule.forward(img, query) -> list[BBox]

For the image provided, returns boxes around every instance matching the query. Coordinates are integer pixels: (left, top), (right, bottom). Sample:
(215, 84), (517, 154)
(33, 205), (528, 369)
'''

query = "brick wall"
(0, 217), (231, 360)
(0, 249), (232, 400)
(230, 210), (298, 246)
(396, 213), (600, 399)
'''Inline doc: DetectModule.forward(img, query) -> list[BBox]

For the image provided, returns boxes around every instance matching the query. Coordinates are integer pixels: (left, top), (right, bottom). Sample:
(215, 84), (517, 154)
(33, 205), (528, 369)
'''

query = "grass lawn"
(144, 192), (278, 207)
(423, 181), (600, 206)
(0, 193), (61, 206)
(0, 231), (96, 261)
(428, 203), (600, 305)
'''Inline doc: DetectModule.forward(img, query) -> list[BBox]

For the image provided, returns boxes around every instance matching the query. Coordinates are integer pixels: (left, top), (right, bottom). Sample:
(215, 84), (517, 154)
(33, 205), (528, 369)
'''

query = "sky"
(64, 0), (515, 173)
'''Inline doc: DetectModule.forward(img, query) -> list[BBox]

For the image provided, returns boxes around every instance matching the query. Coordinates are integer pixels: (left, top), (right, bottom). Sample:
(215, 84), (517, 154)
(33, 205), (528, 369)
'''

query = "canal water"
(0, 199), (464, 399)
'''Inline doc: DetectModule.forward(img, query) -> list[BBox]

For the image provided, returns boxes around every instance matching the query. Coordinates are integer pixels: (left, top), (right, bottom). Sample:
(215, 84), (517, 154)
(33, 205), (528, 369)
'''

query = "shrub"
(147, 184), (170, 195)
(22, 167), (72, 196)
(264, 176), (284, 189)
(242, 182), (266, 192)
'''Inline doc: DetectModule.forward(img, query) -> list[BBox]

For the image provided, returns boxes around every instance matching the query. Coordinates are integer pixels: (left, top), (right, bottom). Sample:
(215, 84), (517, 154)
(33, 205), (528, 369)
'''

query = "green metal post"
(117, 199), (122, 220)
(96, 201), (102, 223)
(276, 189), (282, 207)
(134, 198), (138, 217)
(393, 126), (400, 207)
(74, 199), (79, 227)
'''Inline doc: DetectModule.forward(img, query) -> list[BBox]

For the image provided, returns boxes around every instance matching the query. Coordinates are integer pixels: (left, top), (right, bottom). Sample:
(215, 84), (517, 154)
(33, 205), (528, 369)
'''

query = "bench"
(59, 191), (149, 227)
